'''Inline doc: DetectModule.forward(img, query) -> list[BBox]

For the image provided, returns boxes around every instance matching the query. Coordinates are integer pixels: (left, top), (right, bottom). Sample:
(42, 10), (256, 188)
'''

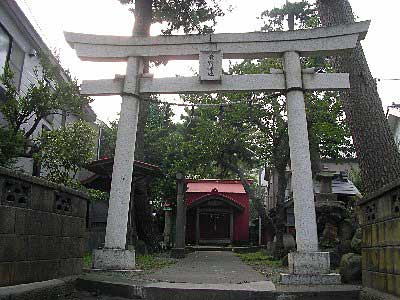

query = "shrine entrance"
(188, 196), (244, 245)
(65, 20), (370, 284)
(199, 212), (230, 243)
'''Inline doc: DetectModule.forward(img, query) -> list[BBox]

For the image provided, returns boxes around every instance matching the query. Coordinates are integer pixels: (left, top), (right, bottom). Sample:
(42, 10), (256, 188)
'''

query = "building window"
(0, 25), (12, 77)
(9, 42), (25, 89)
(0, 24), (25, 90)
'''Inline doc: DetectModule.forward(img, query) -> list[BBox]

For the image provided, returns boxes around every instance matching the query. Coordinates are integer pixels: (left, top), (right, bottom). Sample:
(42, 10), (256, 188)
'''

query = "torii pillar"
(280, 51), (340, 284)
(92, 57), (143, 270)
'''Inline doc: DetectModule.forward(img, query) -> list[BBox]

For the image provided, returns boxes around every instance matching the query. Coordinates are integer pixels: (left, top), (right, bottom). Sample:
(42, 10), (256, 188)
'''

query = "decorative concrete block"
(58, 258), (83, 277)
(394, 247), (400, 275)
(378, 222), (385, 246)
(379, 249), (386, 273)
(370, 249), (379, 272)
(280, 273), (341, 285)
(361, 249), (368, 271)
(362, 270), (371, 287)
(0, 263), (11, 287)
(371, 224), (378, 247)
(61, 216), (85, 237)
(0, 235), (18, 262)
(395, 274), (400, 296)
(0, 206), (15, 234)
(92, 249), (135, 270)
(394, 219), (400, 245)
(385, 247), (394, 274)
(41, 212), (62, 236)
(30, 186), (54, 212)
(288, 252), (331, 275)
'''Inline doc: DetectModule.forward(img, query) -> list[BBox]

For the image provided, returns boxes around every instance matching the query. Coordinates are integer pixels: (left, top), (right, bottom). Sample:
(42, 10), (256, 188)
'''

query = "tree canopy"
(118, 0), (226, 34)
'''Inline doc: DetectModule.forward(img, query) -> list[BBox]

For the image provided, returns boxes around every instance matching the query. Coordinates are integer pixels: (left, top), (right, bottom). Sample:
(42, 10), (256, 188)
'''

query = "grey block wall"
(358, 180), (400, 297)
(0, 167), (88, 287)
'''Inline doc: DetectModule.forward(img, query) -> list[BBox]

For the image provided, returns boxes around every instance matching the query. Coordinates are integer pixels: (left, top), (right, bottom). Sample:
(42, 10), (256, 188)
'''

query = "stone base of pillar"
(280, 273), (341, 285)
(92, 249), (135, 270)
(170, 248), (186, 259)
(280, 251), (341, 285)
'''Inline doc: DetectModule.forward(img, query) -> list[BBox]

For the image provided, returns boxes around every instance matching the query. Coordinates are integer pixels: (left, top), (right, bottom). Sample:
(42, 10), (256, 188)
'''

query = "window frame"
(0, 22), (25, 91)
(0, 22), (13, 73)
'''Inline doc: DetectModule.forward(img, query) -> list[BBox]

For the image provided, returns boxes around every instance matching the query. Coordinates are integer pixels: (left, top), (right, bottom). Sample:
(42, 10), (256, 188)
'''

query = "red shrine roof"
(186, 179), (251, 194)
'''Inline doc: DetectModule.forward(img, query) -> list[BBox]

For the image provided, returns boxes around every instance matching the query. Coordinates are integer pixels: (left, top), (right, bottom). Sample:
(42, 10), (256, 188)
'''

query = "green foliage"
(0, 54), (90, 140)
(260, 1), (319, 31)
(136, 254), (176, 271)
(98, 120), (118, 159)
(35, 121), (96, 185)
(118, 0), (226, 34)
(0, 127), (25, 167)
(83, 252), (92, 268)
(306, 91), (354, 159)
(349, 169), (365, 195)
(236, 251), (283, 267)
(87, 188), (109, 202)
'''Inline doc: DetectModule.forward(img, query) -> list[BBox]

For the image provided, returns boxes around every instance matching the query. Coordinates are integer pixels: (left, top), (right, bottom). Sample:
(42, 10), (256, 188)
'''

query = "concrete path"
(147, 251), (267, 284)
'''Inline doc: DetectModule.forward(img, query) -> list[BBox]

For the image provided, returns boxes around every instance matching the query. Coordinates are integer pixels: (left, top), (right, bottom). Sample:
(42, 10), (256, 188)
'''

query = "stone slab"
(288, 252), (331, 275)
(276, 284), (361, 300)
(280, 273), (341, 285)
(92, 249), (135, 270)
(149, 251), (266, 284)
(0, 276), (76, 299)
(75, 275), (144, 299)
(143, 281), (276, 300)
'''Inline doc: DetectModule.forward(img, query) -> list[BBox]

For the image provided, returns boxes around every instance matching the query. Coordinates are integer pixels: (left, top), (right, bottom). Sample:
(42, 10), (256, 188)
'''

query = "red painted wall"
(185, 191), (249, 243)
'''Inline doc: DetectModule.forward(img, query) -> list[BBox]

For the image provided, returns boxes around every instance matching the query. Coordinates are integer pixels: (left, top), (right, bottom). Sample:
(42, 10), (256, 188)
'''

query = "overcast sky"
(15, 0), (400, 123)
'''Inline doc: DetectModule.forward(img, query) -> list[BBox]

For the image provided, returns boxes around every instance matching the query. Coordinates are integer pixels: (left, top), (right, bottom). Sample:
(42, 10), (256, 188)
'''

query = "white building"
(0, 0), (97, 174)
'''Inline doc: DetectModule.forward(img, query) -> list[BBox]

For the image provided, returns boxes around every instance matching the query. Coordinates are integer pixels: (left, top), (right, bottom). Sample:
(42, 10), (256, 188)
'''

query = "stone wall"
(358, 180), (400, 297)
(0, 167), (88, 287)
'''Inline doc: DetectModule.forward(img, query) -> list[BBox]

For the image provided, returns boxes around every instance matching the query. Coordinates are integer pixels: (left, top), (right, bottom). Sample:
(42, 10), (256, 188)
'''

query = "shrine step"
(186, 245), (265, 253)
(143, 281), (276, 300)
(275, 284), (361, 300)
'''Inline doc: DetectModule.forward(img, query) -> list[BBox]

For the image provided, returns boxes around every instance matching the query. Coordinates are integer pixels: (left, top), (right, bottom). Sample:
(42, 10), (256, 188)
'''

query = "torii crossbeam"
(65, 21), (370, 284)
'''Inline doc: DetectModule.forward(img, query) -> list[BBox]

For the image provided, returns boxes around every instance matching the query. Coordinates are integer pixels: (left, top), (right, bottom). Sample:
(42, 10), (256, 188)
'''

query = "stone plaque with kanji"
(199, 50), (222, 82)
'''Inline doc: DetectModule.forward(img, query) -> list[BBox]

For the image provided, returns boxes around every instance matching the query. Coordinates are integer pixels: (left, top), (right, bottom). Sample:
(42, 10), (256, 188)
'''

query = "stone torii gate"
(65, 20), (369, 284)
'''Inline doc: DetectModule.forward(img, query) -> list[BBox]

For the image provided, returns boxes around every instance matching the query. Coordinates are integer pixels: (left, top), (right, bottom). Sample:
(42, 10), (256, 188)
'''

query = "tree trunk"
(271, 130), (290, 258)
(273, 165), (288, 258)
(316, 0), (400, 194)
(129, 0), (159, 249)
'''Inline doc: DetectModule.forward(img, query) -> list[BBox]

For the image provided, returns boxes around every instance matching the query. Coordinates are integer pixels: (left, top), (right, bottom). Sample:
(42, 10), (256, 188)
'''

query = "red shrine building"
(185, 179), (250, 245)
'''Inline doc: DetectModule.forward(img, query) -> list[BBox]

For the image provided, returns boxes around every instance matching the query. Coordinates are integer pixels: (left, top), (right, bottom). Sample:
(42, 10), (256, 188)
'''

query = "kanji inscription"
(199, 50), (222, 82)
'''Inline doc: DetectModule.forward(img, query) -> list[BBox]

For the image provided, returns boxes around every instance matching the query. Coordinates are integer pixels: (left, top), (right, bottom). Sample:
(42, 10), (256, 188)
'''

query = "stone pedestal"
(93, 249), (135, 270)
(281, 252), (341, 284)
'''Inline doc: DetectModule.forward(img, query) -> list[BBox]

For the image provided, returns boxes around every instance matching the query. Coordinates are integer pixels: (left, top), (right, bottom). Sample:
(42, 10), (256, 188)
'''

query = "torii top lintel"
(64, 21), (370, 62)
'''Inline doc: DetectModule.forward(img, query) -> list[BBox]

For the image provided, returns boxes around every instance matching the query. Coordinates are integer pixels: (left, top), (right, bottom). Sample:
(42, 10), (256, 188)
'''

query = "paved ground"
(146, 251), (267, 284)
